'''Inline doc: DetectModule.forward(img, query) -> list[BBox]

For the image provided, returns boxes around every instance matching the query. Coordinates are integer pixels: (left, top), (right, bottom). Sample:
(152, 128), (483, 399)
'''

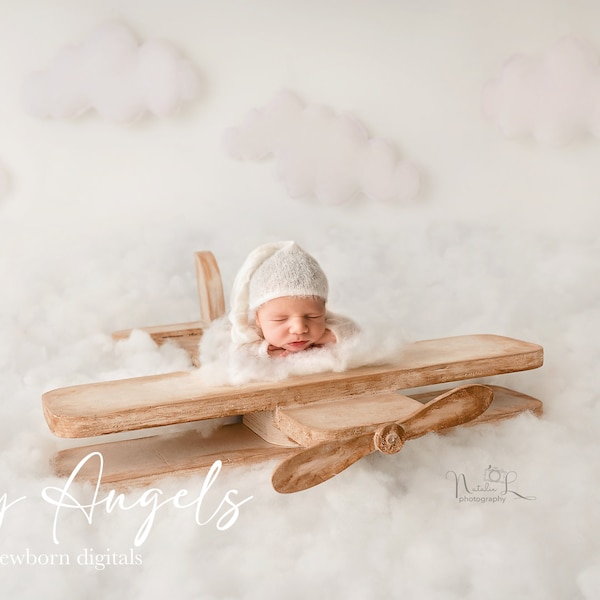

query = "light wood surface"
(50, 385), (541, 488)
(194, 251), (226, 326)
(52, 423), (296, 487)
(242, 392), (424, 447)
(271, 384), (494, 493)
(45, 248), (544, 492)
(274, 392), (424, 446)
(42, 334), (543, 438)
(244, 383), (544, 447)
(110, 251), (225, 366)
(242, 412), (300, 447)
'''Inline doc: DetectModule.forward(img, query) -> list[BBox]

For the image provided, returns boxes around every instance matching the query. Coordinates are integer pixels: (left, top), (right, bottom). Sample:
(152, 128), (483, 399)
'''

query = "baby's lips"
(287, 340), (310, 350)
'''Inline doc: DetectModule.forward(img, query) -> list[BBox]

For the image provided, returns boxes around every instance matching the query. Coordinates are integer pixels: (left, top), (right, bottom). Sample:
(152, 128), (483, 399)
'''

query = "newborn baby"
(228, 240), (359, 359)
(197, 241), (361, 384)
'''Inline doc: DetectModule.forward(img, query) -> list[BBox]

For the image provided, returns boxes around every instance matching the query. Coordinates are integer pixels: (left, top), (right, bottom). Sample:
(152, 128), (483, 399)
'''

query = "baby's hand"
(267, 345), (289, 357)
(313, 329), (337, 347)
(267, 329), (336, 357)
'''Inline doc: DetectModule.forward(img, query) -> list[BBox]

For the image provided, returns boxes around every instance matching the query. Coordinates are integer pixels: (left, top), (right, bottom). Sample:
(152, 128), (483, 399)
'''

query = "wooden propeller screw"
(374, 423), (407, 454)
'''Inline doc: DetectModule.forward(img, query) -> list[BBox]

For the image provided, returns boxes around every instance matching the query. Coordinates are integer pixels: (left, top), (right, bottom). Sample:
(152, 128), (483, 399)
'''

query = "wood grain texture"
(273, 392), (424, 447)
(242, 412), (300, 447)
(243, 391), (424, 447)
(271, 434), (376, 495)
(52, 423), (296, 487)
(271, 384), (494, 493)
(42, 334), (543, 438)
(49, 385), (542, 488)
(195, 251), (226, 326)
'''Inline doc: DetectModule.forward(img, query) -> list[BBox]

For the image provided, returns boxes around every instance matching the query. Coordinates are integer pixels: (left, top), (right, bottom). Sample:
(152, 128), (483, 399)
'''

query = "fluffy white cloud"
(22, 21), (200, 124)
(223, 90), (420, 204)
(482, 35), (600, 145)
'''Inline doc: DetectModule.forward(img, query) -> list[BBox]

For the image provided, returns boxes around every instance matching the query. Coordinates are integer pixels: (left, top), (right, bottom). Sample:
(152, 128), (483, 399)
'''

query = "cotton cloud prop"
(223, 90), (420, 204)
(482, 36), (600, 145)
(22, 22), (200, 123)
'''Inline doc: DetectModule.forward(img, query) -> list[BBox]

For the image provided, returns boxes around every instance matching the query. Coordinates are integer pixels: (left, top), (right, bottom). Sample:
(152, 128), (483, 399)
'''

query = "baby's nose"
(289, 317), (308, 333)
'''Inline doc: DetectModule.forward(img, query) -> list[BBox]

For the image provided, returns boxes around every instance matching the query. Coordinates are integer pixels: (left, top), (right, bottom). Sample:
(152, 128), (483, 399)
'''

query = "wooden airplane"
(42, 252), (544, 493)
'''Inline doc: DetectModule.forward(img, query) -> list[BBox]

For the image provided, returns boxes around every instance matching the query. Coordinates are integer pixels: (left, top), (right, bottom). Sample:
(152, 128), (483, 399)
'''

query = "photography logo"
(483, 465), (510, 485)
(446, 464), (536, 504)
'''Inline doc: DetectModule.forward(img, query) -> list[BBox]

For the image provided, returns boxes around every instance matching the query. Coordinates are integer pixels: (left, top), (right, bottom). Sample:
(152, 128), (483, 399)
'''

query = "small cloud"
(223, 90), (420, 205)
(22, 21), (201, 124)
(482, 35), (600, 145)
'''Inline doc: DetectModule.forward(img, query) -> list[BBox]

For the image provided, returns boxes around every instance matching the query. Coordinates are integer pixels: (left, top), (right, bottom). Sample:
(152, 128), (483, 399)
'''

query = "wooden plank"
(110, 251), (224, 367)
(52, 423), (296, 487)
(195, 251), (226, 326)
(242, 412), (300, 448)
(42, 334), (543, 438)
(274, 392), (425, 447)
(50, 385), (542, 488)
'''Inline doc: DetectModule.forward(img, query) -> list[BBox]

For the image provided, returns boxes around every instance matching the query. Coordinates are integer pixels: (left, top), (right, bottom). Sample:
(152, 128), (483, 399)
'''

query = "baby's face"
(255, 296), (326, 353)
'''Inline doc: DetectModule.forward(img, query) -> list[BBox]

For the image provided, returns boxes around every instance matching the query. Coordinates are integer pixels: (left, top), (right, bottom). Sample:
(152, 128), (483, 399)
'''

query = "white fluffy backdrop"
(1, 1), (599, 598)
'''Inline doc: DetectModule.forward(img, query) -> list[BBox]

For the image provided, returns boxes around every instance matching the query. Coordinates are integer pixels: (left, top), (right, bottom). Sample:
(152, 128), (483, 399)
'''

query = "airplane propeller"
(272, 384), (494, 494)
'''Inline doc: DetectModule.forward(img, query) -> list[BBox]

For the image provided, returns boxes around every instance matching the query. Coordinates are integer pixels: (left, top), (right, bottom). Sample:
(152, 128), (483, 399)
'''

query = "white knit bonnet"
(229, 241), (329, 346)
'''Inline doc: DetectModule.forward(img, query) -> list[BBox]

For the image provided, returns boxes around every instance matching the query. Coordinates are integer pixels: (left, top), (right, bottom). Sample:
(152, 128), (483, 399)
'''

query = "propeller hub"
(374, 423), (407, 454)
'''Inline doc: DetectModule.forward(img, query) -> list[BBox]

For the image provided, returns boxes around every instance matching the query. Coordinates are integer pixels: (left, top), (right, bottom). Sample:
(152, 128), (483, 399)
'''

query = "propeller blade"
(271, 384), (494, 494)
(401, 384), (494, 440)
(272, 432), (376, 494)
